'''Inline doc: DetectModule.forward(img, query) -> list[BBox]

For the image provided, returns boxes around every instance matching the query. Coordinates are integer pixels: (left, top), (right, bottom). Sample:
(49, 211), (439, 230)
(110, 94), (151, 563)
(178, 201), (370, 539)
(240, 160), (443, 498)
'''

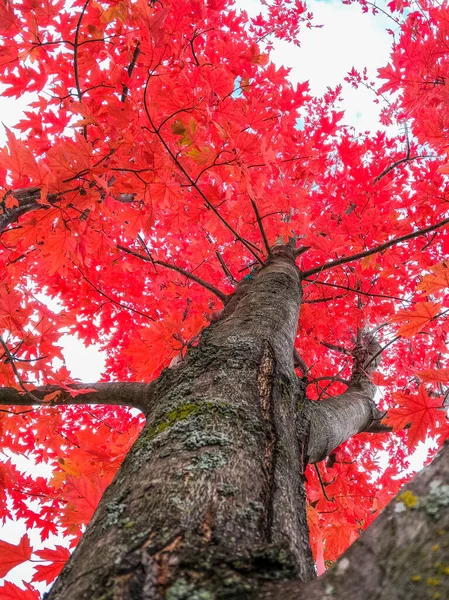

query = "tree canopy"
(0, 0), (448, 596)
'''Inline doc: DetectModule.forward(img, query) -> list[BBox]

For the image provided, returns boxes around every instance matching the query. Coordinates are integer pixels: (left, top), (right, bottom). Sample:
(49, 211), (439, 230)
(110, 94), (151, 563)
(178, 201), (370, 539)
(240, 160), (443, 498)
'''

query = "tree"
(0, 0), (448, 597)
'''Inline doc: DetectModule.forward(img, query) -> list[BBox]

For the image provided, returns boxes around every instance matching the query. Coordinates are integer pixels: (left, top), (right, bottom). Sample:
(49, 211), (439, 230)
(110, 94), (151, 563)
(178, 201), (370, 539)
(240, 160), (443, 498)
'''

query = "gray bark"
(0, 382), (151, 412)
(46, 244), (316, 600)
(1, 243), (441, 599)
(307, 330), (385, 463)
(261, 440), (449, 600)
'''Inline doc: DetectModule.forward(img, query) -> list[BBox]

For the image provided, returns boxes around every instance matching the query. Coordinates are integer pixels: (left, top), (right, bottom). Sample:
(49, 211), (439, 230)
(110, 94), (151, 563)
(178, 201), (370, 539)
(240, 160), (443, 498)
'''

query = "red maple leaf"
(385, 385), (447, 449)
(0, 582), (39, 600)
(0, 534), (33, 578)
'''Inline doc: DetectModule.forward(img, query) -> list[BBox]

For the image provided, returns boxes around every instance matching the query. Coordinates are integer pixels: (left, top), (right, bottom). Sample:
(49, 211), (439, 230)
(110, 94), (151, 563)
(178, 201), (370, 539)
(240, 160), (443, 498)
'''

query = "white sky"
(0, 0), (415, 591)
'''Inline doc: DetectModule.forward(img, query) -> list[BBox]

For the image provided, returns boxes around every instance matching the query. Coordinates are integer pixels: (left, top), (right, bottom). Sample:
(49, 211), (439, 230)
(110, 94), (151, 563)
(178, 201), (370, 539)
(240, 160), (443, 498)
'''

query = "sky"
(0, 0), (407, 590)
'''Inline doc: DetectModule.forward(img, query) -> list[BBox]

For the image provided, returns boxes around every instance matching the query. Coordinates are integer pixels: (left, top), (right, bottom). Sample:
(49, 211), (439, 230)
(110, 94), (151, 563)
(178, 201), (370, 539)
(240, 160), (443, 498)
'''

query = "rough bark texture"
(46, 245), (316, 600)
(260, 440), (449, 600)
(5, 242), (444, 599)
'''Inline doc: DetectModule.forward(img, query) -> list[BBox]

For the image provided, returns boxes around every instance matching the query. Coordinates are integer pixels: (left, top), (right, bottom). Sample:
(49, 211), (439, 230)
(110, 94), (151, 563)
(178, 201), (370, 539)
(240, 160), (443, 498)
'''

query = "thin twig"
(142, 72), (264, 264)
(303, 278), (415, 304)
(215, 251), (237, 284)
(303, 294), (347, 304)
(73, 0), (90, 118)
(314, 464), (333, 502)
(374, 154), (436, 183)
(117, 244), (228, 303)
(293, 348), (309, 374)
(0, 337), (41, 402)
(121, 40), (141, 102)
(76, 266), (155, 321)
(249, 197), (272, 257)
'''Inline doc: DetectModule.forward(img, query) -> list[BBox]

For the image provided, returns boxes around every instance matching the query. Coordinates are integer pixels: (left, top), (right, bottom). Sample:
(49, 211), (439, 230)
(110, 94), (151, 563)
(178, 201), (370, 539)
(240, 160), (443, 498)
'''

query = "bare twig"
(303, 294), (347, 304)
(0, 337), (41, 402)
(374, 154), (436, 184)
(293, 348), (309, 374)
(314, 464), (333, 502)
(73, 0), (90, 101)
(215, 251), (237, 284)
(121, 40), (141, 102)
(76, 266), (155, 321)
(303, 278), (415, 304)
(321, 341), (351, 355)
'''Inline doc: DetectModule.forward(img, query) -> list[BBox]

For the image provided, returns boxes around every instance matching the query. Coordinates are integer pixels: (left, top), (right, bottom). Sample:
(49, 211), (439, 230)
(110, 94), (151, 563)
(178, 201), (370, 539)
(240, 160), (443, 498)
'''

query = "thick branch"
(302, 215), (449, 278)
(307, 386), (384, 463)
(0, 382), (152, 414)
(307, 330), (384, 463)
(0, 187), (137, 235)
(261, 440), (449, 600)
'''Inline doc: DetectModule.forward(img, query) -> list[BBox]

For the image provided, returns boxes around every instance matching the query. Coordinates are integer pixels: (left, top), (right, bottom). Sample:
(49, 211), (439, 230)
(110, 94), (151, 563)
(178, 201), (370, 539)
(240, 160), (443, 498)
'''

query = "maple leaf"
(417, 368), (449, 383)
(0, 582), (39, 600)
(417, 261), (449, 294)
(0, 534), (33, 577)
(390, 302), (442, 338)
(385, 386), (447, 449)
(377, 63), (402, 94)
(33, 545), (71, 585)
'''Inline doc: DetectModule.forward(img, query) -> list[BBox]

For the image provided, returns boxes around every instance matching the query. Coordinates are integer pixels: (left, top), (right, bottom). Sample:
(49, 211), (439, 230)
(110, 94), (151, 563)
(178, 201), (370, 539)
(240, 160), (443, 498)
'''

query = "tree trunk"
(43, 244), (449, 600)
(47, 244), (316, 599)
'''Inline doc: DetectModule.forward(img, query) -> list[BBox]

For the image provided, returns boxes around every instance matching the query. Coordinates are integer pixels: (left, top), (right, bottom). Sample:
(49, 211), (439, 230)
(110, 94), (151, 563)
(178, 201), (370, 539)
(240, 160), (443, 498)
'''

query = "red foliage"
(0, 0), (448, 594)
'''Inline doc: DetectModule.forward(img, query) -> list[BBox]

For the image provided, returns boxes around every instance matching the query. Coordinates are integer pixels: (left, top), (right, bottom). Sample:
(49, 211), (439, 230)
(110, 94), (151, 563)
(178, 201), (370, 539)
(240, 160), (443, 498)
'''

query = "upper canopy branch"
(117, 243), (228, 304)
(301, 215), (449, 278)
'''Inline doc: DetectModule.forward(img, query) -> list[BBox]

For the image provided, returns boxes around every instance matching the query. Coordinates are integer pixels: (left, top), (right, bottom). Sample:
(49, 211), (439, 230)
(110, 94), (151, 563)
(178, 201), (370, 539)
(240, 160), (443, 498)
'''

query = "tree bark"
(260, 440), (449, 600)
(3, 243), (444, 599)
(46, 244), (317, 600)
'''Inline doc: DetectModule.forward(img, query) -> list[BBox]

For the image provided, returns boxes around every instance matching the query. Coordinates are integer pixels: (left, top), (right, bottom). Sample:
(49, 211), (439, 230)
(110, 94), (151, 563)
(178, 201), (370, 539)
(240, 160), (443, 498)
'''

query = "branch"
(374, 154), (437, 184)
(303, 277), (415, 304)
(117, 244), (228, 304)
(0, 382), (152, 414)
(142, 73), (264, 264)
(0, 187), (137, 235)
(0, 337), (41, 402)
(73, 0), (90, 102)
(250, 197), (272, 257)
(76, 266), (155, 321)
(215, 251), (237, 284)
(303, 293), (347, 304)
(307, 330), (385, 463)
(121, 40), (141, 102)
(302, 215), (449, 278)
(293, 348), (309, 374)
(260, 441), (449, 600)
